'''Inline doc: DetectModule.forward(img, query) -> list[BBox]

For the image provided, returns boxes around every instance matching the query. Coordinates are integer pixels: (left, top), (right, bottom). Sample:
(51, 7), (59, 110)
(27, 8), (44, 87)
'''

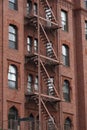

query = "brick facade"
(0, 0), (87, 130)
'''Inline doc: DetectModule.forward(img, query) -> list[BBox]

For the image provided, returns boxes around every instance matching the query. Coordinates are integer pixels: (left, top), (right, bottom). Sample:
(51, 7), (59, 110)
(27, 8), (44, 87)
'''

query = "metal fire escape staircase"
(25, 0), (60, 130)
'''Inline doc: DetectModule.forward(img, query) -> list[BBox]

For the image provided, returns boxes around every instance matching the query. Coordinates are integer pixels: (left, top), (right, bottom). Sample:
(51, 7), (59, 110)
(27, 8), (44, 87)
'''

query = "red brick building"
(0, 0), (87, 130)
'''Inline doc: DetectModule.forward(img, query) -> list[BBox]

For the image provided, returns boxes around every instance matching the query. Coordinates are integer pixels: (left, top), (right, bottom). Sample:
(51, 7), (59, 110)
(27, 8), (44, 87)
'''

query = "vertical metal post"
(37, 0), (42, 130)
(57, 0), (63, 130)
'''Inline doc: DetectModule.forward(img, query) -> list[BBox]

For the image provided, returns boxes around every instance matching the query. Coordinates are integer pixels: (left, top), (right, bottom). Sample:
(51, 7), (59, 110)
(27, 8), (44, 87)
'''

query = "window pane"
(61, 10), (68, 31)
(27, 36), (32, 52)
(34, 76), (38, 91)
(34, 39), (38, 52)
(8, 81), (16, 88)
(9, 0), (17, 10)
(9, 34), (16, 41)
(9, 25), (17, 49)
(9, 0), (15, 3)
(63, 80), (70, 102)
(8, 65), (17, 89)
(62, 45), (69, 66)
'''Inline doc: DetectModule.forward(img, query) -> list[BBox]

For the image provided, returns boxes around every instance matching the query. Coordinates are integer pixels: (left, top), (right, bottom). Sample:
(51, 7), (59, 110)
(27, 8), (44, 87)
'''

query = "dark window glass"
(33, 3), (37, 15)
(61, 10), (68, 31)
(27, 74), (33, 92)
(27, 0), (32, 14)
(63, 80), (70, 102)
(62, 45), (69, 66)
(84, 0), (87, 9)
(8, 65), (18, 89)
(85, 21), (87, 39)
(9, 25), (17, 49)
(64, 118), (72, 130)
(27, 36), (32, 52)
(9, 0), (17, 10)
(8, 107), (18, 129)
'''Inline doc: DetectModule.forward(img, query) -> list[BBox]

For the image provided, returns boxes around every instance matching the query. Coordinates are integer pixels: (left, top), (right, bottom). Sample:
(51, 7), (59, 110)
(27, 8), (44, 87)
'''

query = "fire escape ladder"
(40, 22), (58, 61)
(41, 99), (58, 130)
(40, 59), (59, 97)
(40, 0), (57, 23)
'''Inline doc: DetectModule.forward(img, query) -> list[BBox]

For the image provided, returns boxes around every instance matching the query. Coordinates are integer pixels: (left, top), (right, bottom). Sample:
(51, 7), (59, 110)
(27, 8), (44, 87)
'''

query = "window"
(27, 36), (32, 52)
(64, 118), (72, 130)
(29, 114), (35, 130)
(36, 115), (39, 130)
(47, 77), (54, 96)
(34, 39), (38, 52)
(62, 45), (69, 66)
(84, 0), (87, 9)
(63, 80), (70, 102)
(27, 74), (33, 92)
(33, 3), (37, 15)
(46, 42), (53, 57)
(8, 65), (18, 89)
(27, 0), (32, 14)
(8, 107), (18, 129)
(9, 25), (17, 49)
(61, 10), (68, 31)
(85, 21), (87, 39)
(34, 76), (38, 92)
(9, 0), (17, 10)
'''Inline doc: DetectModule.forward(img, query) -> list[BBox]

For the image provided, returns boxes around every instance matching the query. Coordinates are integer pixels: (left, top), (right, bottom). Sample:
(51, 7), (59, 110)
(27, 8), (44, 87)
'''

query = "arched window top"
(9, 24), (17, 32)
(29, 113), (34, 121)
(8, 106), (18, 120)
(64, 80), (70, 86)
(9, 64), (17, 73)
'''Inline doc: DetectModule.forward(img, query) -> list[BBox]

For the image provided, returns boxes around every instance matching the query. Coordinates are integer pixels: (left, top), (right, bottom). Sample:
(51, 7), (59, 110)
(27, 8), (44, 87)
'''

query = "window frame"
(34, 76), (38, 92)
(27, 36), (32, 52)
(63, 80), (70, 102)
(9, 24), (18, 49)
(62, 44), (70, 66)
(64, 118), (72, 130)
(84, 0), (87, 9)
(8, 64), (18, 89)
(27, 74), (33, 92)
(61, 10), (68, 31)
(33, 3), (37, 15)
(27, 0), (32, 14)
(8, 107), (18, 129)
(34, 38), (38, 53)
(9, 0), (18, 10)
(85, 21), (87, 39)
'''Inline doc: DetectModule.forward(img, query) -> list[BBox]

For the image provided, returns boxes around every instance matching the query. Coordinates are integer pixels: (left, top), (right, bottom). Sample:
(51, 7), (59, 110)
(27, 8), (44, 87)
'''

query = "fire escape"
(24, 0), (61, 130)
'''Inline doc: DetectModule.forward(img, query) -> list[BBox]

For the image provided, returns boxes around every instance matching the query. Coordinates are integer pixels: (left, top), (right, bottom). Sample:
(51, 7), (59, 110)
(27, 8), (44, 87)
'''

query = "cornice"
(58, 0), (74, 9)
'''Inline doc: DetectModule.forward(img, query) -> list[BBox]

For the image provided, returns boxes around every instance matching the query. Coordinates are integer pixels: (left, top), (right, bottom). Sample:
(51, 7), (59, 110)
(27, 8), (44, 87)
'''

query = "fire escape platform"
(25, 92), (60, 103)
